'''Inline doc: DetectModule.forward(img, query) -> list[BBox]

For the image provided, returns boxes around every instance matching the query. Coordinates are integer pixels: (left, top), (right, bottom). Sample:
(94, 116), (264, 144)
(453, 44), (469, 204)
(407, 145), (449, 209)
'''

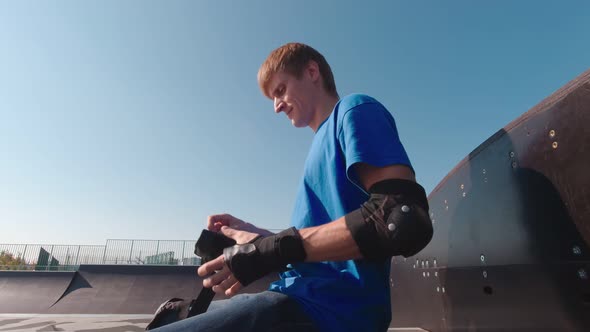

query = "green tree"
(0, 250), (27, 270)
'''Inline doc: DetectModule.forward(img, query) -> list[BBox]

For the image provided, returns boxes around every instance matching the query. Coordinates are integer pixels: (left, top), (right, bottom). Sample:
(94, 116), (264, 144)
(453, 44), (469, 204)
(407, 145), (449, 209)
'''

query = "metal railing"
(0, 244), (105, 271)
(102, 239), (198, 266)
(1, 229), (284, 271)
(0, 239), (200, 271)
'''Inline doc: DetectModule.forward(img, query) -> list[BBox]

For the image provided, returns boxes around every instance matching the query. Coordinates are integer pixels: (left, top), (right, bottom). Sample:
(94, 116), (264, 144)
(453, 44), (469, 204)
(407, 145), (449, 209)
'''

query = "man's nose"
(274, 97), (284, 113)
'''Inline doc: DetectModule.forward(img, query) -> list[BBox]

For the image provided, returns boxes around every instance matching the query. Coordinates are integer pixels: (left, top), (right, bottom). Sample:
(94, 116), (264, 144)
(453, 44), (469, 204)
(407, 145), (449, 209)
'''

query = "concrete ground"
(0, 314), (152, 332)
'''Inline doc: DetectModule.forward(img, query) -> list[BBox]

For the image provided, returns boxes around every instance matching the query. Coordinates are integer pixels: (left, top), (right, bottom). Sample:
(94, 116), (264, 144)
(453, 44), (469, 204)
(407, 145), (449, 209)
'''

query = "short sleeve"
(338, 101), (413, 190)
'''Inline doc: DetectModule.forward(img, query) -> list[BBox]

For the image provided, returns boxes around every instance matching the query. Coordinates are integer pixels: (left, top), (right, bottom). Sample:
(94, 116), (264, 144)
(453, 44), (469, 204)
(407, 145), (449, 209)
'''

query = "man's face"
(267, 69), (317, 128)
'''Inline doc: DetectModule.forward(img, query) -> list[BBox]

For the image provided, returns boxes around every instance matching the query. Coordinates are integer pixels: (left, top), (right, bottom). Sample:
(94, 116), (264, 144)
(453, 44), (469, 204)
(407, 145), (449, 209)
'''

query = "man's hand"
(207, 214), (274, 236)
(197, 226), (259, 297)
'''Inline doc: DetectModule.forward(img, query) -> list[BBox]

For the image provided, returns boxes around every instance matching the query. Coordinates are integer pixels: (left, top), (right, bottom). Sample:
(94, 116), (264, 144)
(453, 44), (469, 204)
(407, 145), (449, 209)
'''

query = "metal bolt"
(483, 271), (488, 278)
(482, 169), (486, 174)
(430, 212), (434, 218)
(573, 246), (582, 255)
(435, 271), (438, 277)
(421, 261), (425, 268)
(480, 254), (485, 263)
(462, 192), (466, 197)
(433, 259), (437, 267)
(552, 142), (558, 149)
(512, 161), (517, 168)
(509, 151), (515, 158)
(549, 130), (556, 138)
(437, 287), (440, 292)
(401, 205), (410, 213)
(388, 223), (396, 232)
(413, 264), (416, 269)
(427, 272), (430, 277)
(442, 287), (446, 293)
(484, 178), (488, 183)
(578, 269), (588, 280)
(423, 272), (426, 277)
(460, 184), (464, 190)
(426, 260), (429, 268)
(444, 200), (447, 204)
(445, 206), (449, 211)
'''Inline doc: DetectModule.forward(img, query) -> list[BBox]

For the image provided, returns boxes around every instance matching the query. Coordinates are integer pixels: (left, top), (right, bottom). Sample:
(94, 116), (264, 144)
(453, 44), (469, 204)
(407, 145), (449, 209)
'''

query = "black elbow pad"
(345, 179), (433, 261)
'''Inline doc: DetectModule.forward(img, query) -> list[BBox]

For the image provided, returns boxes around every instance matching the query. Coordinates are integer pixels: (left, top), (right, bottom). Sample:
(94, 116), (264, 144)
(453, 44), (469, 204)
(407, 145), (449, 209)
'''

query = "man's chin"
(292, 120), (306, 128)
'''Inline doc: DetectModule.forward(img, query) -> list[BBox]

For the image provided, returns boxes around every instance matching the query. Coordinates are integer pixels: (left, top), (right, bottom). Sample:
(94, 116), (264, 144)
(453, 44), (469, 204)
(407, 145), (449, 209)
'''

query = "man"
(155, 43), (432, 332)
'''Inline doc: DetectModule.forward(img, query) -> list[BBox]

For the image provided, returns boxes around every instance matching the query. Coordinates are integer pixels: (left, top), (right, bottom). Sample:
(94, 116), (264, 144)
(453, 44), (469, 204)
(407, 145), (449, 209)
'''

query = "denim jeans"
(151, 291), (320, 332)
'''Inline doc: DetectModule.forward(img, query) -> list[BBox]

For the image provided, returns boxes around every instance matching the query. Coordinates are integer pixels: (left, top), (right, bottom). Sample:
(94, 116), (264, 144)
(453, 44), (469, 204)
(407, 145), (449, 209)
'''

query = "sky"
(1, 1), (589, 245)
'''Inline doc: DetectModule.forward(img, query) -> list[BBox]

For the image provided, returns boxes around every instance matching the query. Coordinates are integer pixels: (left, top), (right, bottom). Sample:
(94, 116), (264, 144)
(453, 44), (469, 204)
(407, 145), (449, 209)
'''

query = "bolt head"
(573, 246), (582, 255)
(401, 205), (410, 213)
(388, 223), (396, 232)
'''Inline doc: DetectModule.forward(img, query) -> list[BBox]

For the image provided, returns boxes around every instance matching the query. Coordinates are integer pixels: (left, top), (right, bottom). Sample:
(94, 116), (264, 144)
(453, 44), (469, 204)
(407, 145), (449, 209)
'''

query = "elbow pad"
(345, 179), (433, 261)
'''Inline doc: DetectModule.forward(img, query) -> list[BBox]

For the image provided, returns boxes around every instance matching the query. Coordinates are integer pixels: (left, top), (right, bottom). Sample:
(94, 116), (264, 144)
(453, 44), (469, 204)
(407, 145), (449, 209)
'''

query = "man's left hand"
(197, 226), (259, 297)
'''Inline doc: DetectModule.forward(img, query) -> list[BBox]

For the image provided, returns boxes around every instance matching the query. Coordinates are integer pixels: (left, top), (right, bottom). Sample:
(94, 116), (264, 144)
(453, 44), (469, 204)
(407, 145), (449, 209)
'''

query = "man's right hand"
(207, 214), (274, 236)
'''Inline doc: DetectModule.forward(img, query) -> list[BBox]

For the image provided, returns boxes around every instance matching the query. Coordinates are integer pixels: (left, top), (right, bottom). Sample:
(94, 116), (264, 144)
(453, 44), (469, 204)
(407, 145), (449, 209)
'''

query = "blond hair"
(258, 43), (337, 98)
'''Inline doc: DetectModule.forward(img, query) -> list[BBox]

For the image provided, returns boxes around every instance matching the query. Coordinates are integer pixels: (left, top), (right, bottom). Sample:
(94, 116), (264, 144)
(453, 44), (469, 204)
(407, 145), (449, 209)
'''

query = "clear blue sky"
(1, 1), (588, 245)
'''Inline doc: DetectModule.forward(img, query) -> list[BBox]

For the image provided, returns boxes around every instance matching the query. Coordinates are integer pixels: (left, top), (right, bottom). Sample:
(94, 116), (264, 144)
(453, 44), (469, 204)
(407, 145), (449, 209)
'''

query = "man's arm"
(198, 163), (419, 295)
(299, 163), (415, 262)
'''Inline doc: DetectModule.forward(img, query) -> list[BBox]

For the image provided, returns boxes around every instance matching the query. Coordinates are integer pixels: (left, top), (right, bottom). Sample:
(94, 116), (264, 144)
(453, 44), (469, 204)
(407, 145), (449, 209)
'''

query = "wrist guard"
(345, 179), (433, 261)
(223, 227), (306, 286)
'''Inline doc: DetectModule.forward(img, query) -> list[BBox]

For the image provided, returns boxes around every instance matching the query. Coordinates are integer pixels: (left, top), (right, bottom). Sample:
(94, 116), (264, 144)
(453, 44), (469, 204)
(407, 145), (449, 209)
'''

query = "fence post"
(75, 246), (81, 267)
(47, 245), (54, 271)
(156, 240), (160, 257)
(129, 240), (134, 264)
(102, 241), (108, 264)
(20, 244), (28, 270)
(181, 241), (186, 265)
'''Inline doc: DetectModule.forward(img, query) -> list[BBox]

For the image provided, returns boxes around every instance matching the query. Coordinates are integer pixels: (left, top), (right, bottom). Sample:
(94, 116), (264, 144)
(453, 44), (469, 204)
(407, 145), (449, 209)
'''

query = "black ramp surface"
(0, 271), (75, 313)
(390, 69), (590, 331)
(48, 264), (276, 314)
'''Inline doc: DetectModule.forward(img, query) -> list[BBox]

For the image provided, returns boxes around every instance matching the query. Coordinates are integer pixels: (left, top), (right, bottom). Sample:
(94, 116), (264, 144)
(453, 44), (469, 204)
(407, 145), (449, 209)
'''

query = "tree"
(0, 250), (27, 270)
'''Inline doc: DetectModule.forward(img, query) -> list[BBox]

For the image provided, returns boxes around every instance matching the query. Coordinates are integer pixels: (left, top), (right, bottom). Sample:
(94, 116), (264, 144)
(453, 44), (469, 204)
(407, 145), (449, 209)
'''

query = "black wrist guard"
(223, 227), (306, 286)
(345, 179), (433, 261)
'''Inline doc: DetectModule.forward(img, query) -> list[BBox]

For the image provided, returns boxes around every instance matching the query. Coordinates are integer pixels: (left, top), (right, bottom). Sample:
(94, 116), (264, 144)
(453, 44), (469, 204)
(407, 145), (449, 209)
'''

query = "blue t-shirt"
(269, 94), (413, 332)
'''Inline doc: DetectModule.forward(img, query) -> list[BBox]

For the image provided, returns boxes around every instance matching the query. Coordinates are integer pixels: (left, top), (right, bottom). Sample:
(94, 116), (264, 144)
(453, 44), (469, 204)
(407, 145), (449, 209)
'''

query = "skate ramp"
(0, 271), (75, 314)
(48, 264), (276, 314)
(389, 69), (590, 331)
(0, 265), (275, 315)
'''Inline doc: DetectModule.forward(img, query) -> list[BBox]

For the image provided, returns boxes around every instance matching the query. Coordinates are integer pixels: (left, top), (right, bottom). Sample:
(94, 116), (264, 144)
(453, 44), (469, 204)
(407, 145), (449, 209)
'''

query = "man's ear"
(305, 60), (320, 83)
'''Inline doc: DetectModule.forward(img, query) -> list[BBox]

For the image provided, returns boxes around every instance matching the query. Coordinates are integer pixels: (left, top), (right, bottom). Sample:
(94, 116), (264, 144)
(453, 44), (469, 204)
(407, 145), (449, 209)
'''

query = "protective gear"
(345, 179), (433, 261)
(224, 227), (306, 286)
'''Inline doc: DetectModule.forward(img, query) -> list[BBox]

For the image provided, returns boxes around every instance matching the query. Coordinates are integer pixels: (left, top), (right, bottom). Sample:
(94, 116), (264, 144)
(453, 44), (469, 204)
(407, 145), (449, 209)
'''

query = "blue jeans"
(151, 291), (320, 332)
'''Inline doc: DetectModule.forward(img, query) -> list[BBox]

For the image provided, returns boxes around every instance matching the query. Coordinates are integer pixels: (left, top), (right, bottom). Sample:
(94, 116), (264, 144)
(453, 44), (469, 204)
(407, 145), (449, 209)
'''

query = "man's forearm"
(298, 217), (363, 262)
